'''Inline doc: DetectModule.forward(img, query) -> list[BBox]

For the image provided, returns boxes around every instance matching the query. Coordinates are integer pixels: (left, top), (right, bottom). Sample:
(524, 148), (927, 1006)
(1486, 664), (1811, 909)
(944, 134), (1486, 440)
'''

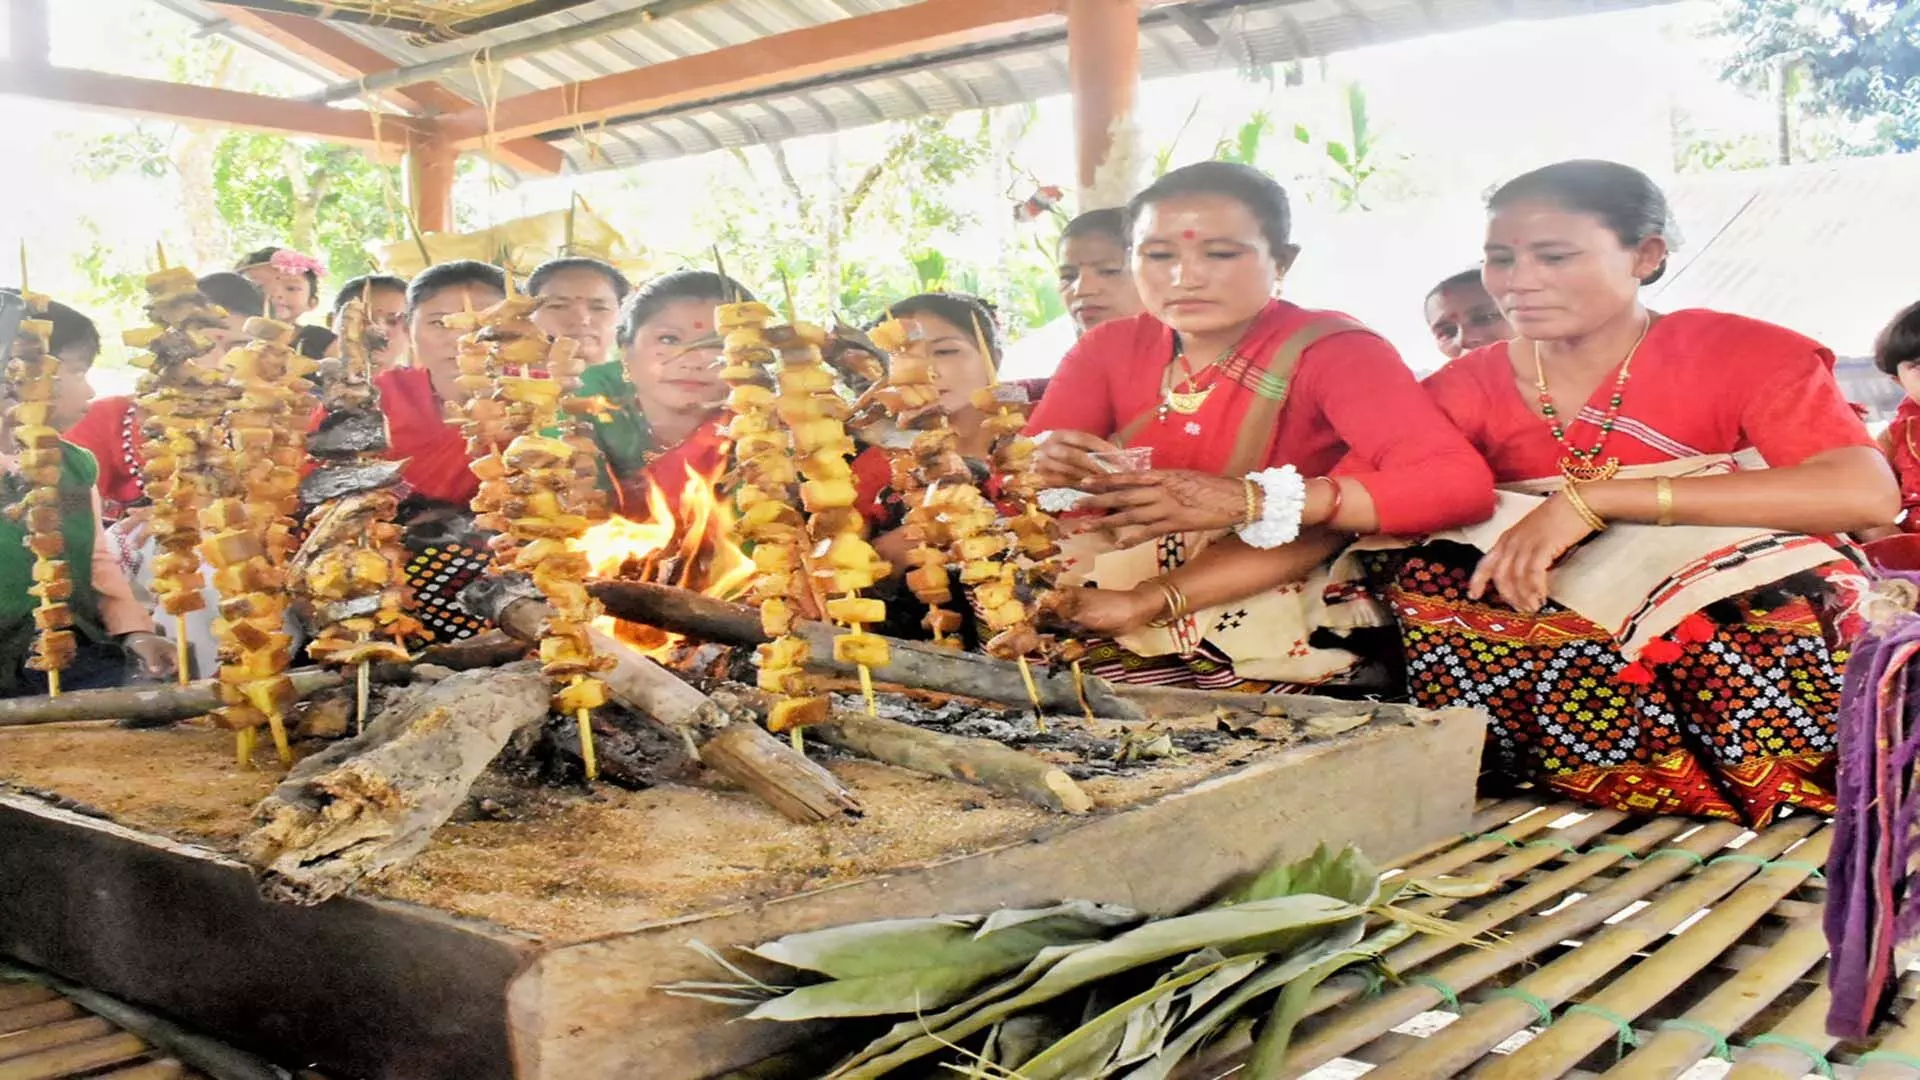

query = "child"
(1874, 298), (1920, 531)
(0, 294), (174, 694)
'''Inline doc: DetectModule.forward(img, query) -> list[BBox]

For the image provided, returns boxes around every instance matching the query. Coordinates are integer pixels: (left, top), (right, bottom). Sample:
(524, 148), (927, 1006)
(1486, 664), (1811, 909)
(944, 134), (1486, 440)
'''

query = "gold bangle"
(1562, 482), (1608, 533)
(1145, 577), (1180, 628)
(1655, 476), (1675, 527)
(1165, 578), (1191, 622)
(1241, 478), (1261, 528)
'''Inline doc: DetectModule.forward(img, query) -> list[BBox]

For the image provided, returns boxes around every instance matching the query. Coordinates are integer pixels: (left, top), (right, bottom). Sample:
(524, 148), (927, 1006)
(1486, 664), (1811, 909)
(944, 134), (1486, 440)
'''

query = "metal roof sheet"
(152, 0), (1668, 173)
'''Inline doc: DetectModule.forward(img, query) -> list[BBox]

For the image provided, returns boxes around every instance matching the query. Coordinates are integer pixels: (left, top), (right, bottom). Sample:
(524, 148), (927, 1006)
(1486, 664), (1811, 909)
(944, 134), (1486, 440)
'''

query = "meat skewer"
(448, 278), (613, 779)
(6, 291), (71, 695)
(291, 288), (423, 735)
(201, 317), (316, 766)
(124, 265), (236, 687)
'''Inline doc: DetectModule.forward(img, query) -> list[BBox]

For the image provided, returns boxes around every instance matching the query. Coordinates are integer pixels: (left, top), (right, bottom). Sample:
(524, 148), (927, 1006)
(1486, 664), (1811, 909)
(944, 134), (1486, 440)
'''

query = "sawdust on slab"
(0, 714), (1304, 941)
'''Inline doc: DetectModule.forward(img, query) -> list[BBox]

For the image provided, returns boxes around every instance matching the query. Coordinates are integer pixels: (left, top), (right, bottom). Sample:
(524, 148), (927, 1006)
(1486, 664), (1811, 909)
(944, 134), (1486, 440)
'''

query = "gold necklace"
(1531, 312), (1653, 483)
(1157, 341), (1235, 422)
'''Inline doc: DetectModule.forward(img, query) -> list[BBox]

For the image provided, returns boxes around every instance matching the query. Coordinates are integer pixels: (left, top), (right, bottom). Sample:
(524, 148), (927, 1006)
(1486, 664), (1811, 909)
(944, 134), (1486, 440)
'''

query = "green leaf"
(1294, 123), (1313, 144)
(1020, 956), (1260, 1080)
(1246, 943), (1380, 1075)
(1229, 843), (1381, 908)
(834, 944), (1090, 1074)
(976, 901), (1141, 938)
(832, 895), (1367, 1078)
(1325, 142), (1353, 168)
(748, 916), (978, 978)
(1116, 923), (1368, 1080)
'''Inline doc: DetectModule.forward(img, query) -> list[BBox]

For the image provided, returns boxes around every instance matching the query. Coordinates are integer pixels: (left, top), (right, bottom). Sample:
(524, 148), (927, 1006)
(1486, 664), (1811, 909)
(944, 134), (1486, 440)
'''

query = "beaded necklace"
(1531, 312), (1653, 483)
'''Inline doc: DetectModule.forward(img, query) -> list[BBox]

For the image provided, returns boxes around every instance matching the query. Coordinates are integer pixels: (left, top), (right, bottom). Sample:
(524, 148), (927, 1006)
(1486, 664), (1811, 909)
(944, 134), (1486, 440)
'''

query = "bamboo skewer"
(1479, 829), (1834, 1079)
(175, 618), (190, 685)
(1281, 819), (1756, 1075)
(1354, 818), (1823, 1080)
(1602, 923), (1830, 1079)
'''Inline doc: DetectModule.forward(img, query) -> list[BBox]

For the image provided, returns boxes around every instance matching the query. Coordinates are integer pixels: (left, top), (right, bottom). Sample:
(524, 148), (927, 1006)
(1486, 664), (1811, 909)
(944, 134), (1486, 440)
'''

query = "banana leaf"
(834, 945), (1093, 1073)
(1017, 955), (1266, 1080)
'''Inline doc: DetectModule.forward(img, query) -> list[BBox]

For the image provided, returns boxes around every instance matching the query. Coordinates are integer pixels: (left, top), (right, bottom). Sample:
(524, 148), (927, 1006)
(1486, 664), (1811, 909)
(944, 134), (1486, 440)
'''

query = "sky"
(0, 0), (1803, 376)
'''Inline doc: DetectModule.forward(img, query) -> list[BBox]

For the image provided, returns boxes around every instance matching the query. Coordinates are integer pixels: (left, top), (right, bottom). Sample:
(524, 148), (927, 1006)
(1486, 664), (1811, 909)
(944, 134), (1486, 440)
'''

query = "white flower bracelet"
(1237, 466), (1307, 549)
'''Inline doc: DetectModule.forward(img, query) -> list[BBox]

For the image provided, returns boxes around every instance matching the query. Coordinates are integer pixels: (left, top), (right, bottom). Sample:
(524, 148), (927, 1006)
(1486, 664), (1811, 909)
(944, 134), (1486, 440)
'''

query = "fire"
(575, 461), (756, 655)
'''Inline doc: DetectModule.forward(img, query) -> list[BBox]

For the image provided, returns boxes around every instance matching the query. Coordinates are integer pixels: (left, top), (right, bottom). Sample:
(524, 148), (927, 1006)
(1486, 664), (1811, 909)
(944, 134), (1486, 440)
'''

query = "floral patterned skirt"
(1379, 542), (1844, 827)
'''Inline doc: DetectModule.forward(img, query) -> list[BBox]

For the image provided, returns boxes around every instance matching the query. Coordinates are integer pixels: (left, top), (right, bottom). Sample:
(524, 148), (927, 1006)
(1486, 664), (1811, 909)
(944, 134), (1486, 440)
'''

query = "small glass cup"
(1088, 446), (1154, 475)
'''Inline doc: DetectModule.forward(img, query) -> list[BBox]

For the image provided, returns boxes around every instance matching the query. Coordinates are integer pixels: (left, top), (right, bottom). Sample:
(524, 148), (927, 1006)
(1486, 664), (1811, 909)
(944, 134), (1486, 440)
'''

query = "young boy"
(1874, 300), (1920, 532)
(0, 294), (174, 694)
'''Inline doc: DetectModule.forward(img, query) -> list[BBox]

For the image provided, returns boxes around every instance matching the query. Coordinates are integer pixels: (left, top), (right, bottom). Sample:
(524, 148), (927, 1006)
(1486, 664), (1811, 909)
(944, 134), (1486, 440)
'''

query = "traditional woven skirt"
(1378, 541), (1843, 826)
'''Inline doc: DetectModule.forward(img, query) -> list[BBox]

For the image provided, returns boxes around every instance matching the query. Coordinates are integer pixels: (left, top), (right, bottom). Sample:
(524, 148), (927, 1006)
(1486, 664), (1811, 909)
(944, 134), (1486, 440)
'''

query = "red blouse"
(1423, 309), (1875, 482)
(1024, 303), (1494, 535)
(1880, 400), (1920, 532)
(377, 367), (479, 506)
(64, 396), (144, 517)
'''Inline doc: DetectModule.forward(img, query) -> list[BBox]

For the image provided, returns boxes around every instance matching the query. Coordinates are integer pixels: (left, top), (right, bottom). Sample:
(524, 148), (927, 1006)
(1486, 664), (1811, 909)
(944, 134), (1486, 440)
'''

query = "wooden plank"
(0, 1003), (76, 1038)
(0, 1017), (117, 1063)
(0, 63), (424, 148)
(208, 5), (562, 174)
(0, 990), (53, 1013)
(438, 0), (1068, 146)
(0, 1031), (149, 1080)
(94, 1059), (188, 1080)
(0, 797), (534, 1080)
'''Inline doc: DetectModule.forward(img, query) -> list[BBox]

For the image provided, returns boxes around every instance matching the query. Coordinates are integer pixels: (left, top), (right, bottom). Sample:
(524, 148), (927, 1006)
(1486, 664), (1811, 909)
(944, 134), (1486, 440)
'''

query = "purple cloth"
(1827, 578), (1920, 1037)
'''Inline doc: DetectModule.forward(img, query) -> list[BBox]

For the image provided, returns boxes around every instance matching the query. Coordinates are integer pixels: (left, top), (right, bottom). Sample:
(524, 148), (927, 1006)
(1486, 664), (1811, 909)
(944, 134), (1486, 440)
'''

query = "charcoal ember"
(300, 460), (407, 505)
(308, 407), (391, 458)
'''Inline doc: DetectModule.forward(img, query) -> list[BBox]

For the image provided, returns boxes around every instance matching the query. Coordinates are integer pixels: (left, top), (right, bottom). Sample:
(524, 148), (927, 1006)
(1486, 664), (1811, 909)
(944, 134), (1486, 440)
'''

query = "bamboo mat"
(1199, 797), (1916, 1080)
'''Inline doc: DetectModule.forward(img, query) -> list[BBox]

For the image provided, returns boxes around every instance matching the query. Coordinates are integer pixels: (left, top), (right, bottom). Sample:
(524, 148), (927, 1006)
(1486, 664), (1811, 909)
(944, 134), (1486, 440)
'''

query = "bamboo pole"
(1606, 928), (1830, 1079)
(1391, 801), (1585, 881)
(1355, 818), (1823, 1080)
(1860, 1010), (1920, 1080)
(1718, 983), (1834, 1080)
(1279, 820), (1755, 1076)
(1482, 829), (1833, 1079)
(1181, 816), (1689, 1080)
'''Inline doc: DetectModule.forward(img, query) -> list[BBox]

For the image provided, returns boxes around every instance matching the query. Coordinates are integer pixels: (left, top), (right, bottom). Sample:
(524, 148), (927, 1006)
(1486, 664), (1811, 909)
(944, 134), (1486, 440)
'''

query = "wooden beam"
(1068, 0), (1140, 200)
(8, 0), (49, 66)
(0, 62), (425, 148)
(208, 5), (564, 175)
(438, 0), (1066, 148)
(408, 140), (459, 234)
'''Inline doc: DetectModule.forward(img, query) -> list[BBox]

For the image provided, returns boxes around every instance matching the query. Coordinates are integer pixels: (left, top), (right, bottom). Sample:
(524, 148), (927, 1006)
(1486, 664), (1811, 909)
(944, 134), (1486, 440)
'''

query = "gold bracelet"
(1655, 476), (1675, 527)
(1241, 478), (1261, 528)
(1165, 577), (1191, 622)
(1145, 577), (1180, 628)
(1562, 482), (1608, 533)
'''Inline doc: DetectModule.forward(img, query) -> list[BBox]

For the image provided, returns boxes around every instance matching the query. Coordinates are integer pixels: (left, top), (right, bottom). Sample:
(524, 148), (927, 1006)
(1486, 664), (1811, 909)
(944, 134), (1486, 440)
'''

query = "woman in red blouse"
(1387, 159), (1896, 825)
(1026, 161), (1494, 692)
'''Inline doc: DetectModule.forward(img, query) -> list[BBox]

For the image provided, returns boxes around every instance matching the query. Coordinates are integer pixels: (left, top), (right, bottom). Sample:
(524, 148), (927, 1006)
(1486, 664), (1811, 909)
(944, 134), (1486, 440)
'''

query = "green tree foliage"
(211, 134), (403, 281)
(1716, 0), (1920, 153)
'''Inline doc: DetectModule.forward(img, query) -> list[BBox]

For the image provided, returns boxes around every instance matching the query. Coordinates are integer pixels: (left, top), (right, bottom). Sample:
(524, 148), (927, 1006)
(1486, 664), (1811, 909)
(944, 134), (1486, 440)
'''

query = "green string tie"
(1643, 848), (1706, 868)
(1745, 1034), (1834, 1078)
(1410, 974), (1462, 1012)
(1767, 858), (1827, 881)
(1660, 1018), (1733, 1061)
(1473, 830), (1524, 849)
(1358, 966), (1387, 998)
(1489, 986), (1556, 1026)
(1564, 1003), (1641, 1054)
(1707, 852), (1772, 870)
(1588, 843), (1643, 863)
(1857, 1049), (1920, 1071)
(1526, 836), (1578, 855)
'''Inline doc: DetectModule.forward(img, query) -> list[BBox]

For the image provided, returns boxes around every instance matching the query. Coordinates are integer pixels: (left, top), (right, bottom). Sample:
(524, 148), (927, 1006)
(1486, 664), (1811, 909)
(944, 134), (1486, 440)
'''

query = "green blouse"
(577, 360), (659, 485)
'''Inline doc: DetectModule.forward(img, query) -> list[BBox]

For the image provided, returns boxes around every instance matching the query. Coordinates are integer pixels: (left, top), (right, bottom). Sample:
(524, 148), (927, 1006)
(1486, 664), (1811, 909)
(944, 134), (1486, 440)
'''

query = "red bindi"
(1181, 229), (1197, 240)
(693, 320), (707, 330)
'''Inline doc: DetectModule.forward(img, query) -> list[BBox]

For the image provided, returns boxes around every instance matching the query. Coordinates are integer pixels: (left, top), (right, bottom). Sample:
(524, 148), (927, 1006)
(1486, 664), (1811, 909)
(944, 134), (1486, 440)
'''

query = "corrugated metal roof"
(153, 0), (1668, 173)
(1651, 153), (1920, 360)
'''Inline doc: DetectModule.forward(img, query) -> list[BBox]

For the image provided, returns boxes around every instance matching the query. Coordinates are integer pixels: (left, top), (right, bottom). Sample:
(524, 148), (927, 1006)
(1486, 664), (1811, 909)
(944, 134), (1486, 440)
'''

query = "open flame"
(577, 461), (755, 655)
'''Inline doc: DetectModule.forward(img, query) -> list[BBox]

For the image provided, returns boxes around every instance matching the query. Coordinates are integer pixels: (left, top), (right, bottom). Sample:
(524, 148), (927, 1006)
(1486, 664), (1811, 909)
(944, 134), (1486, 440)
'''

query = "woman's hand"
(1055, 585), (1166, 636)
(1030, 430), (1123, 489)
(1079, 469), (1249, 546)
(120, 631), (178, 682)
(1468, 492), (1598, 613)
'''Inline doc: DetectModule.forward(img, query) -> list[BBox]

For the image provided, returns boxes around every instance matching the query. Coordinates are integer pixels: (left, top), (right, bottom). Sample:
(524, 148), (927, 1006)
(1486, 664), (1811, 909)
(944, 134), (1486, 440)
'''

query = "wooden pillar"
(407, 139), (458, 235)
(8, 0), (49, 65)
(1067, 0), (1139, 206)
